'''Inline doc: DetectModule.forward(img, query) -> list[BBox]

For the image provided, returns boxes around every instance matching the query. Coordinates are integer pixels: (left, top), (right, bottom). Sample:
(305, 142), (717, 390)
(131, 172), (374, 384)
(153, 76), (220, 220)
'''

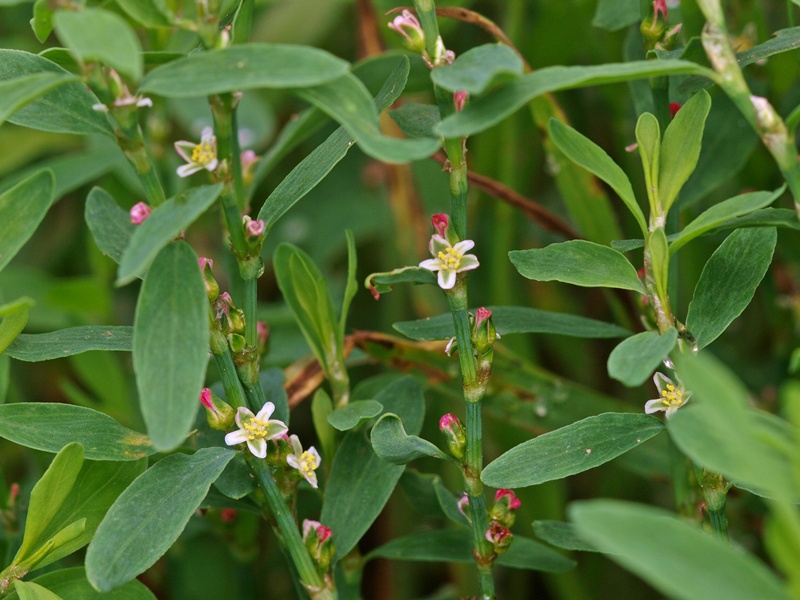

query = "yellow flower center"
(243, 418), (270, 441)
(660, 384), (684, 408)
(437, 247), (463, 271)
(191, 142), (215, 166)
(300, 450), (318, 476)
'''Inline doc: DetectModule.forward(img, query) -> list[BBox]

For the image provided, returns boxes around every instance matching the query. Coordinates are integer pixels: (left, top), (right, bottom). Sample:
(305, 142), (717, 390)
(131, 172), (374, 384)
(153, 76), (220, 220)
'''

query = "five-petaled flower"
(645, 372), (690, 418)
(175, 127), (218, 177)
(419, 234), (479, 290)
(224, 402), (288, 458)
(286, 434), (321, 488)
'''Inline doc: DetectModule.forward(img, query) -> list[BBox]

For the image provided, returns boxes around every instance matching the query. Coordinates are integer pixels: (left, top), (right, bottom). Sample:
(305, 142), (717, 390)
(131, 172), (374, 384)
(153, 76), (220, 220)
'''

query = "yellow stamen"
(437, 247), (463, 270)
(660, 383), (684, 408)
(191, 142), (215, 166)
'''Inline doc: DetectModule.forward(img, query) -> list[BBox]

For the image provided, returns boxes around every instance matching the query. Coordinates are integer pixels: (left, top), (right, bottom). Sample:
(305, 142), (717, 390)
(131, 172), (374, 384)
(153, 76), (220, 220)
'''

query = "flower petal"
(234, 406), (254, 428)
(653, 372), (673, 394)
(174, 141), (194, 162)
(438, 269), (456, 289)
(203, 157), (219, 172)
(419, 258), (441, 272)
(225, 429), (250, 446)
(287, 455), (300, 469)
(305, 471), (318, 488)
(644, 399), (665, 414)
(458, 255), (480, 271)
(265, 421), (288, 439)
(307, 446), (321, 464)
(429, 234), (450, 255)
(247, 437), (267, 458)
(453, 239), (475, 253)
(255, 402), (275, 421)
(177, 163), (203, 178)
(289, 434), (303, 455)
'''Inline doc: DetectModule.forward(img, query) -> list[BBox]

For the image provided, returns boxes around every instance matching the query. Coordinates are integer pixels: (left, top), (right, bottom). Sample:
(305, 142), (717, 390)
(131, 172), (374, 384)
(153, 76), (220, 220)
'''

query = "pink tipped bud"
(199, 388), (235, 430)
(439, 413), (466, 459)
(669, 102), (682, 119)
(472, 308), (498, 355)
(317, 525), (333, 543)
(454, 90), (468, 112)
(200, 387), (214, 410)
(431, 213), (449, 238)
(199, 257), (219, 301)
(495, 488), (521, 510)
(199, 257), (214, 271)
(653, 0), (667, 22)
(475, 307), (492, 329)
(303, 519), (336, 571)
(243, 215), (265, 239)
(130, 202), (152, 225)
(491, 488), (521, 527)
(388, 9), (425, 53)
(485, 522), (513, 554)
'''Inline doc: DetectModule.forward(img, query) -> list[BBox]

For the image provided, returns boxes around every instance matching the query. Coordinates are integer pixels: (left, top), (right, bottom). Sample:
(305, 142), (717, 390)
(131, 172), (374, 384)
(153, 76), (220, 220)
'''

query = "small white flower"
(644, 372), (691, 418)
(419, 234), (479, 290)
(286, 434), (321, 488)
(224, 402), (288, 458)
(175, 127), (218, 177)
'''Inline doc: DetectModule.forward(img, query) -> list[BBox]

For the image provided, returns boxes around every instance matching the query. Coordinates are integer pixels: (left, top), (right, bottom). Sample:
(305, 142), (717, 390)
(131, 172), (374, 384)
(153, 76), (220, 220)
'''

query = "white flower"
(419, 234), (479, 290)
(224, 402), (288, 458)
(644, 372), (691, 418)
(175, 127), (218, 177)
(286, 434), (321, 488)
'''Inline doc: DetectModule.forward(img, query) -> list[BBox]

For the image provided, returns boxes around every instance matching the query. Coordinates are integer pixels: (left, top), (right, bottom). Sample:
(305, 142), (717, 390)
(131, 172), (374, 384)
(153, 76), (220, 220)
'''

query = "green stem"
(114, 122), (166, 207)
(245, 456), (332, 599)
(707, 506), (728, 539)
(218, 183), (247, 255)
(243, 276), (258, 348)
(211, 338), (248, 410)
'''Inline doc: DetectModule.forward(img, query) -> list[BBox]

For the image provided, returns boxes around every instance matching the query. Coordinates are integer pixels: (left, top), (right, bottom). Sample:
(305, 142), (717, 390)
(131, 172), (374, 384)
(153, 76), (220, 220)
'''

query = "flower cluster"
(485, 488), (521, 554)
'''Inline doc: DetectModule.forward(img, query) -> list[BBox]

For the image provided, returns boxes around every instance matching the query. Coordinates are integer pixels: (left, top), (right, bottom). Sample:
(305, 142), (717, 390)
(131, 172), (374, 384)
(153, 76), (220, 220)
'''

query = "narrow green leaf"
(0, 403), (154, 460)
(140, 44), (349, 97)
(117, 184), (222, 286)
(0, 354), (9, 404)
(0, 306), (29, 355)
(371, 414), (449, 465)
(510, 240), (647, 294)
(85, 188), (135, 265)
(14, 582), (63, 600)
(607, 329), (678, 387)
(593, 0), (640, 31)
(570, 500), (790, 600)
(339, 230), (358, 342)
(0, 73), (77, 127)
(5, 326), (132, 362)
(659, 90), (712, 213)
(393, 305), (630, 341)
(15, 443), (84, 564)
(4, 567), (155, 600)
(389, 102), (440, 139)
(365, 266), (437, 296)
(114, 0), (175, 28)
(0, 50), (113, 136)
(533, 520), (597, 552)
(436, 60), (715, 138)
(327, 400), (383, 431)
(294, 72), (439, 163)
(548, 118), (647, 235)
(670, 187), (784, 254)
(0, 170), (55, 273)
(257, 57), (411, 230)
(85, 448), (235, 592)
(686, 227), (776, 349)
(133, 242), (209, 451)
(636, 113), (661, 213)
(481, 413), (664, 488)
(720, 207), (800, 231)
(430, 43), (524, 94)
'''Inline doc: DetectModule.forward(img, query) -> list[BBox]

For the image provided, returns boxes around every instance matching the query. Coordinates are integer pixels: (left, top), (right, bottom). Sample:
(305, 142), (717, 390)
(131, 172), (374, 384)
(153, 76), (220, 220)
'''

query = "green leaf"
(371, 414), (449, 465)
(14, 582), (63, 600)
(436, 60), (715, 138)
(212, 454), (255, 501)
(0, 305), (29, 355)
(648, 227), (669, 303)
(85, 448), (235, 592)
(339, 230), (358, 342)
(592, 0), (640, 31)
(117, 184), (222, 286)
(533, 520), (597, 552)
(133, 242), (209, 452)
(257, 57), (411, 230)
(0, 50), (112, 136)
(548, 118), (647, 235)
(368, 529), (574, 572)
(4, 567), (155, 600)
(0, 73), (78, 127)
(374, 375), (426, 436)
(85, 188), (135, 265)
(398, 471), (467, 525)
(430, 44), (524, 94)
(15, 443), (84, 565)
(636, 113), (661, 213)
(140, 44), (350, 97)
(686, 227), (776, 350)
(365, 266), (437, 296)
(393, 305), (630, 341)
(31, 0), (54, 43)
(327, 400), (383, 432)
(659, 90), (712, 213)
(114, 0), (175, 28)
(0, 170), (55, 274)
(481, 413), (664, 488)
(5, 326), (132, 362)
(0, 403), (154, 460)
(720, 207), (800, 231)
(294, 72), (439, 163)
(311, 389), (334, 470)
(569, 500), (790, 600)
(607, 329), (678, 387)
(670, 187), (784, 254)
(389, 102), (440, 139)
(53, 8), (143, 81)
(510, 241), (647, 294)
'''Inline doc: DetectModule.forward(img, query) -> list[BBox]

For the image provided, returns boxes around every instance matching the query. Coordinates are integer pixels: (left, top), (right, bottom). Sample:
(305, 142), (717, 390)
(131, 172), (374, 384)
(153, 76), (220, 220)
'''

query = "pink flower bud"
(431, 213), (449, 238)
(388, 9), (425, 53)
(199, 388), (235, 430)
(200, 387), (214, 410)
(494, 488), (521, 510)
(653, 0), (667, 22)
(199, 257), (214, 271)
(303, 519), (322, 541)
(454, 90), (468, 112)
(129, 202), (152, 225)
(243, 216), (265, 238)
(485, 522), (513, 553)
(439, 413), (460, 431)
(439, 413), (466, 459)
(317, 525), (333, 543)
(457, 493), (470, 519)
(475, 307), (492, 329)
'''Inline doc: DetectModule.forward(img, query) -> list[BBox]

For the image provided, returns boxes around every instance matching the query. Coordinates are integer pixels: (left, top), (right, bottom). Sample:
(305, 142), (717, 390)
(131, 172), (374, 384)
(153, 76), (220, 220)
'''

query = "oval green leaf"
(5, 326), (132, 362)
(607, 329), (678, 387)
(86, 448), (234, 592)
(510, 240), (647, 294)
(140, 44), (349, 97)
(115, 0), (175, 28)
(117, 184), (222, 286)
(0, 73), (78, 127)
(85, 187), (135, 265)
(481, 413), (664, 488)
(569, 500), (790, 600)
(4, 567), (155, 600)
(13, 582), (63, 600)
(0, 170), (55, 274)
(371, 413), (449, 465)
(430, 43), (524, 95)
(0, 403), (154, 460)
(686, 227), (776, 350)
(133, 242), (209, 451)
(327, 400), (383, 431)
(533, 520), (597, 552)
